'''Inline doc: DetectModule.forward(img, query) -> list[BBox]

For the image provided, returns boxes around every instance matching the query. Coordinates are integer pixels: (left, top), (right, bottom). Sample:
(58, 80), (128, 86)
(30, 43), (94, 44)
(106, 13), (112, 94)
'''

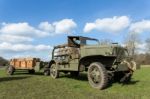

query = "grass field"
(0, 67), (150, 99)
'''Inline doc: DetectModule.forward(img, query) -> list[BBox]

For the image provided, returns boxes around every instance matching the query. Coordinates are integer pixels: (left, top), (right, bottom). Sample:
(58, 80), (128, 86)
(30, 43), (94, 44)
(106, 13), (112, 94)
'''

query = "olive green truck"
(43, 36), (137, 89)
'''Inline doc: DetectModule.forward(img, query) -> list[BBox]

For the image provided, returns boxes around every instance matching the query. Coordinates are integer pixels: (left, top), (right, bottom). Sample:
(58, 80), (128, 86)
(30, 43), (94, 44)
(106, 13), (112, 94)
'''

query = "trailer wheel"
(88, 62), (108, 89)
(7, 66), (15, 75)
(50, 64), (59, 79)
(28, 69), (35, 74)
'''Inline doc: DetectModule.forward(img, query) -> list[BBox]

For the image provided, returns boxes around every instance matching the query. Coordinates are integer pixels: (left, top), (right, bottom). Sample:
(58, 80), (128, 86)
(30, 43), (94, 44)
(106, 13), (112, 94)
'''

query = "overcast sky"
(0, 0), (150, 60)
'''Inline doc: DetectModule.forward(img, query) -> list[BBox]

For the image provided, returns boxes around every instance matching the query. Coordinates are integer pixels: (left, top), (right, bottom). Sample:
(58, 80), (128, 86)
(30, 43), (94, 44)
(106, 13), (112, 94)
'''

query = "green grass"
(0, 67), (150, 99)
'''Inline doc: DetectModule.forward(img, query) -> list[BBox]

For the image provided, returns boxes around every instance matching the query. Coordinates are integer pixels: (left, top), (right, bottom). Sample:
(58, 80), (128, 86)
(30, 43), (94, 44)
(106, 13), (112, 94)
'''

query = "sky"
(0, 0), (150, 60)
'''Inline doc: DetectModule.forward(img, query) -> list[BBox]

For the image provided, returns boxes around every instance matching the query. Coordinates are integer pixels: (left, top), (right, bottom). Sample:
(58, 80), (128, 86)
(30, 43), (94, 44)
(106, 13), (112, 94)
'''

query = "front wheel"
(88, 62), (108, 89)
(7, 66), (15, 75)
(50, 64), (59, 79)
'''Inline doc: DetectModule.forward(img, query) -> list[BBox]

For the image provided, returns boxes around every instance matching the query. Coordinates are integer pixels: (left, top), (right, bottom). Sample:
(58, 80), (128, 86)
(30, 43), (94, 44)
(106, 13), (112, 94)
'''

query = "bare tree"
(0, 57), (8, 66)
(100, 39), (112, 45)
(124, 33), (140, 56)
(146, 38), (150, 53)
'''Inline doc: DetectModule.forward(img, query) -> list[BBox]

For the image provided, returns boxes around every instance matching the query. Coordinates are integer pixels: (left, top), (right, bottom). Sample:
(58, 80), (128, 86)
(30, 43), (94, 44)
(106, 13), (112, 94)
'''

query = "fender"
(79, 55), (116, 70)
(47, 60), (56, 68)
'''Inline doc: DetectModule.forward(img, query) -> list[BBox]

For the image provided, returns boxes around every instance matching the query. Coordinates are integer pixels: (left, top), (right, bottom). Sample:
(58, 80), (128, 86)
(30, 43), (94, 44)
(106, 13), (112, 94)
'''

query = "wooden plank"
(9, 57), (41, 69)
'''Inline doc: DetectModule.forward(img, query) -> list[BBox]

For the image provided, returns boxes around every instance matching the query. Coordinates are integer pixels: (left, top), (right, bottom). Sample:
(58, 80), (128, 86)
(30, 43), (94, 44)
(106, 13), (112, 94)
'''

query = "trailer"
(7, 58), (46, 75)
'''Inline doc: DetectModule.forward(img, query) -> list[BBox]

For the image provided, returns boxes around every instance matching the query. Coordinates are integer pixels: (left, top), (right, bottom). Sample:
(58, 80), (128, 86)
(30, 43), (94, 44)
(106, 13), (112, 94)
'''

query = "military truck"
(44, 36), (136, 89)
(7, 58), (46, 75)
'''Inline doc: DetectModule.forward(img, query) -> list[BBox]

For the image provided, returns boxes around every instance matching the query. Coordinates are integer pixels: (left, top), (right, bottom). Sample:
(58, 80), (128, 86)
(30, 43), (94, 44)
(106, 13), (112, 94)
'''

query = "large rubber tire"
(88, 62), (108, 90)
(7, 66), (15, 75)
(70, 71), (79, 77)
(28, 69), (35, 74)
(50, 64), (59, 79)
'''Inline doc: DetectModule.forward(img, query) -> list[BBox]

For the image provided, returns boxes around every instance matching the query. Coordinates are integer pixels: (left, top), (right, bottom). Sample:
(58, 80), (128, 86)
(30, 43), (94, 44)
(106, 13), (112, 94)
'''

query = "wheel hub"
(51, 65), (57, 77)
(90, 66), (101, 83)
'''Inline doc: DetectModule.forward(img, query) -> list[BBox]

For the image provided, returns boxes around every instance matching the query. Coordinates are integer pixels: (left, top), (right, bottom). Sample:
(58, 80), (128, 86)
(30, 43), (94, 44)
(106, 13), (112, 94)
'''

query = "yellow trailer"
(7, 58), (45, 75)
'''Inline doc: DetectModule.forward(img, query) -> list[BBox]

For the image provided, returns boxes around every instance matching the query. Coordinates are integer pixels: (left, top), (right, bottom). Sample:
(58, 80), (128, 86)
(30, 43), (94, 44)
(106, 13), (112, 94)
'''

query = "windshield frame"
(84, 39), (100, 45)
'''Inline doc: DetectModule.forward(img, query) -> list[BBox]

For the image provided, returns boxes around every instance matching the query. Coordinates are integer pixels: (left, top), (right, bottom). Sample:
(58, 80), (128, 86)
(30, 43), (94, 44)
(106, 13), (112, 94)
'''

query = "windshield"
(68, 36), (100, 47)
(85, 39), (100, 45)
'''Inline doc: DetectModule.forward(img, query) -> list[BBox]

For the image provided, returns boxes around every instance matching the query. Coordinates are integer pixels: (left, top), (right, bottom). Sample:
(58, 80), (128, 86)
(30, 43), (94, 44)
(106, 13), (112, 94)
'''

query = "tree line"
(99, 33), (150, 65)
(124, 33), (150, 65)
(0, 57), (9, 66)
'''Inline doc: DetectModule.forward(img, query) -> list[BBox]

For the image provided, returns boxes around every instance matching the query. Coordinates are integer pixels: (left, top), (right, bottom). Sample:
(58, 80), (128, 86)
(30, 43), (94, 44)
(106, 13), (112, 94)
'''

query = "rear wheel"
(50, 64), (59, 79)
(7, 66), (15, 75)
(88, 62), (108, 89)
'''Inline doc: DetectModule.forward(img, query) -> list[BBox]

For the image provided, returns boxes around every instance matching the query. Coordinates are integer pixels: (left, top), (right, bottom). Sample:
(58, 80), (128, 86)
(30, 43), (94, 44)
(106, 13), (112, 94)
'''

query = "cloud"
(136, 43), (146, 53)
(83, 16), (130, 33)
(35, 44), (52, 51)
(53, 19), (77, 34)
(0, 34), (33, 43)
(0, 19), (77, 43)
(0, 42), (52, 52)
(39, 19), (77, 34)
(0, 19), (77, 60)
(0, 22), (50, 43)
(38, 22), (54, 33)
(0, 22), (49, 37)
(129, 20), (150, 33)
(83, 23), (96, 33)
